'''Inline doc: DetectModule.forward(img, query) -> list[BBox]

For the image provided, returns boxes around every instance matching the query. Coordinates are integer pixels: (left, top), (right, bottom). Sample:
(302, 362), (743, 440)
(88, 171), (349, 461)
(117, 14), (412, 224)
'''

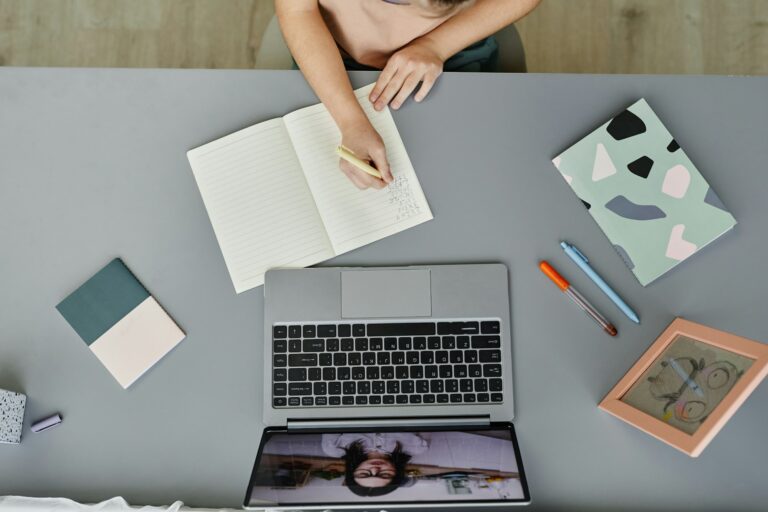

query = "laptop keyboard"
(271, 319), (503, 408)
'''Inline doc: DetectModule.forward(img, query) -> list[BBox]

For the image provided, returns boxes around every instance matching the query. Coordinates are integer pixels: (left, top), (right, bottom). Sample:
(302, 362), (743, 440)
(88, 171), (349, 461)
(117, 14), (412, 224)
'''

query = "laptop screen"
(244, 423), (529, 509)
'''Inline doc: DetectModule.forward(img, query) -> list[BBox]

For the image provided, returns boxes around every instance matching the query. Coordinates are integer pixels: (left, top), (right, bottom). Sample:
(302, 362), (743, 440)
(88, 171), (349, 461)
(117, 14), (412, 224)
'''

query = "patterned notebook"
(553, 99), (737, 286)
(56, 259), (185, 389)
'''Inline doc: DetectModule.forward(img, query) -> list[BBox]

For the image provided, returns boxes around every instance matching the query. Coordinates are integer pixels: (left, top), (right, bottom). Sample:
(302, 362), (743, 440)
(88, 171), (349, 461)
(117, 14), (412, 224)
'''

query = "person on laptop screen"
(276, 0), (541, 190)
(322, 432), (429, 496)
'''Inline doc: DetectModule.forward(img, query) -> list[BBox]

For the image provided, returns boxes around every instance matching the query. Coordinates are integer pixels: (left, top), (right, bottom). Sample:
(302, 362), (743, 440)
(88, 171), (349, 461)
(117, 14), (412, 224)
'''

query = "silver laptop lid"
(243, 421), (530, 511)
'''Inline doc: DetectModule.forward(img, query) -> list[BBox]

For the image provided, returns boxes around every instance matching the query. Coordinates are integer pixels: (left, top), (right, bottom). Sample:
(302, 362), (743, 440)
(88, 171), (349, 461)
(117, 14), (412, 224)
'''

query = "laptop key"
(273, 397), (287, 407)
(377, 352), (390, 365)
(435, 351), (449, 364)
(369, 395), (381, 404)
(329, 396), (341, 405)
(372, 381), (385, 394)
(273, 339), (287, 353)
(439, 366), (452, 378)
(450, 393), (463, 403)
(399, 337), (412, 350)
(342, 396), (354, 405)
(473, 336), (501, 348)
(357, 381), (370, 394)
(477, 393), (490, 402)
(468, 364), (482, 378)
(416, 380), (429, 394)
(288, 383), (311, 395)
(370, 337), (383, 351)
(341, 338), (354, 351)
(475, 379), (488, 392)
(409, 395), (422, 404)
(409, 366), (423, 379)
(288, 325), (302, 338)
(273, 354), (287, 367)
(457, 336), (470, 349)
(450, 350), (463, 363)
(481, 321), (501, 334)
(352, 367), (365, 380)
(396, 395), (408, 404)
(319, 354), (333, 366)
(425, 365), (438, 379)
(289, 354), (317, 367)
(318, 325), (336, 337)
(483, 364), (502, 377)
(315, 396), (328, 406)
(355, 338), (368, 351)
(438, 321), (479, 335)
(489, 378), (503, 391)
(420, 351), (434, 364)
(288, 369), (307, 381)
(356, 396), (368, 405)
(308, 368), (321, 381)
(446, 379), (459, 393)
(383, 395), (395, 404)
(334, 353), (347, 366)
(437, 394), (450, 403)
(337, 367), (350, 380)
(464, 350), (478, 363)
(329, 382), (342, 395)
(406, 351), (419, 364)
(367, 367), (379, 380)
(414, 337), (427, 350)
(348, 352), (362, 366)
(384, 337), (398, 350)
(395, 366), (409, 379)
(288, 340), (301, 352)
(382, 366), (395, 379)
(353, 324), (366, 336)
(387, 381), (400, 394)
(273, 383), (287, 396)
(273, 325), (287, 338)
(464, 393), (476, 403)
(303, 325), (315, 338)
(430, 380), (444, 393)
(442, 336), (456, 349)
(313, 382), (327, 395)
(326, 338), (339, 351)
(368, 323), (436, 336)
(288, 397), (300, 406)
(363, 352), (376, 365)
(338, 324), (351, 337)
(491, 393), (504, 402)
(273, 369), (287, 381)
(303, 339), (324, 352)
(428, 336), (441, 349)
(460, 379), (473, 392)
(343, 382), (356, 394)
(479, 350), (502, 363)
(402, 380), (415, 394)
(424, 394), (436, 403)
(454, 365), (468, 378)
(392, 351), (405, 365)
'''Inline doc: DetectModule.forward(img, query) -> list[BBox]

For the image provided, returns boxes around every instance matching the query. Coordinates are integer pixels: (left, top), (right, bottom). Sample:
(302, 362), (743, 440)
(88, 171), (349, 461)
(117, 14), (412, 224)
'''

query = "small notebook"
(56, 259), (185, 389)
(187, 84), (433, 293)
(553, 99), (737, 286)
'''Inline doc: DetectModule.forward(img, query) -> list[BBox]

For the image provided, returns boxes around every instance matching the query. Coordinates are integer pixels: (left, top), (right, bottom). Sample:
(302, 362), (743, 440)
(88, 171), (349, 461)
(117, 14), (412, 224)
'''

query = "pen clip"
(571, 246), (589, 263)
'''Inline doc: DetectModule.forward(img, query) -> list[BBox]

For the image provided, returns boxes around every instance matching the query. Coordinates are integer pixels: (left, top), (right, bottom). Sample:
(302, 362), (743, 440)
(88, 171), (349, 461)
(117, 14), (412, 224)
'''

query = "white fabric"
(0, 497), (234, 512)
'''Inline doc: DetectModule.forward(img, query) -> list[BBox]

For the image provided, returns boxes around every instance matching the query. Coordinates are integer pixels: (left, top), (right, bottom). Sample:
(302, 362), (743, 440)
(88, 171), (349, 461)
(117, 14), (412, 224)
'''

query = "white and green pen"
(561, 241), (640, 324)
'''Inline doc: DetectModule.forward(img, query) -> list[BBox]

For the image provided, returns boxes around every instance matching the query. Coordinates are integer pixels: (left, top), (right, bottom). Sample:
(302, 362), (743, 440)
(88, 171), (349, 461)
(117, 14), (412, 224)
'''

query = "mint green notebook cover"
(553, 99), (736, 286)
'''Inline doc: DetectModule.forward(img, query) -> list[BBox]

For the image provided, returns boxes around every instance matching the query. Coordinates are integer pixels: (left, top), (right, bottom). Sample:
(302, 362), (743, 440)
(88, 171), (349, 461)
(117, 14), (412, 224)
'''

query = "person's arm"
(275, 0), (393, 189)
(370, 0), (541, 110)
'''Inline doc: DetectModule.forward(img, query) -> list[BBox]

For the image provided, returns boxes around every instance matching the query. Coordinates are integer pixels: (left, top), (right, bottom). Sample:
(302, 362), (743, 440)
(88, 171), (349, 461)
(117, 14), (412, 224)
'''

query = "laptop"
(245, 264), (530, 510)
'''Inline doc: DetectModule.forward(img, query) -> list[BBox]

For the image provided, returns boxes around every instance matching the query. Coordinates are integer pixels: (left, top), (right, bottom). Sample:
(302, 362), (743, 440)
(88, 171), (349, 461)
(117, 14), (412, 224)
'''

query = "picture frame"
(599, 317), (768, 457)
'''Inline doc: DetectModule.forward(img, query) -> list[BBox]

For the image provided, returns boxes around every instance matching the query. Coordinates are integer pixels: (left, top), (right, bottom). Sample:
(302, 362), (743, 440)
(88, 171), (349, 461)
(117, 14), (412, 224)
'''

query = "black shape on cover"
(627, 155), (654, 178)
(607, 109), (647, 140)
(667, 139), (680, 152)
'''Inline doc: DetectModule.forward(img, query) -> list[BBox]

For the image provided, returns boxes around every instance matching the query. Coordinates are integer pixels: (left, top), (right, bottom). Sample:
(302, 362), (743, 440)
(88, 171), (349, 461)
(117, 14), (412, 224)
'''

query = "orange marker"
(539, 261), (617, 337)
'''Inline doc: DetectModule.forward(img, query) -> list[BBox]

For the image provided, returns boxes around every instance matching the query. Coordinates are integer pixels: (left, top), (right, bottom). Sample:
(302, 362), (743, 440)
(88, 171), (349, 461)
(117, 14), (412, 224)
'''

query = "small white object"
(0, 388), (26, 444)
(31, 413), (63, 433)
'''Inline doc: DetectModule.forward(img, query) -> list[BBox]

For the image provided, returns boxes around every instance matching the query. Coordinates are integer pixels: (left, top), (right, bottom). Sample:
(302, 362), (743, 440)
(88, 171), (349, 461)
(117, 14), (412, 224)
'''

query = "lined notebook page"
(284, 84), (433, 255)
(187, 118), (334, 293)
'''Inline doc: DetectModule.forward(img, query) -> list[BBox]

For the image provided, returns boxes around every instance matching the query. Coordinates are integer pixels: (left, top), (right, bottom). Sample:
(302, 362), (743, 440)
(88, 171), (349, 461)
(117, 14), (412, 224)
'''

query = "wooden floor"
(0, 0), (766, 74)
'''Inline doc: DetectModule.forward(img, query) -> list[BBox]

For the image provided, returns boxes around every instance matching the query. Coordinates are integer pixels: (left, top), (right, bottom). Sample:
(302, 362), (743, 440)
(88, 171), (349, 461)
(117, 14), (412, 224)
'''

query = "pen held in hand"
(336, 145), (383, 180)
(539, 260), (618, 337)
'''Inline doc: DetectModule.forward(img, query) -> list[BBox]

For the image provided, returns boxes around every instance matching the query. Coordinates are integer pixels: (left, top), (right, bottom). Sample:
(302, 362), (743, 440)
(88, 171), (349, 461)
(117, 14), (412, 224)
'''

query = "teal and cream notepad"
(553, 99), (737, 286)
(56, 259), (185, 389)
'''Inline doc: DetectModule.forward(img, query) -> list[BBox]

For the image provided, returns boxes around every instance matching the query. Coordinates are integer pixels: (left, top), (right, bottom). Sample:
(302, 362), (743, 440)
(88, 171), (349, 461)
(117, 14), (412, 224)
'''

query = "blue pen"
(667, 358), (704, 397)
(560, 241), (640, 324)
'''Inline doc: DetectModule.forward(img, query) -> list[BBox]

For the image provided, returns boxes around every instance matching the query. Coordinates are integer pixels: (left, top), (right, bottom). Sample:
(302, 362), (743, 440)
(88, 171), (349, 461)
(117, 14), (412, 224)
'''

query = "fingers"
(414, 72), (439, 102)
(339, 159), (385, 190)
(391, 74), (421, 110)
(370, 61), (398, 104)
(374, 69), (408, 111)
(369, 145), (393, 184)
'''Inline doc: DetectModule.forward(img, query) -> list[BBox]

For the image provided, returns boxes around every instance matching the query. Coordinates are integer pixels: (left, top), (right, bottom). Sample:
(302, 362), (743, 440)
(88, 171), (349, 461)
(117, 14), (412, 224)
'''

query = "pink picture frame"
(599, 317), (768, 457)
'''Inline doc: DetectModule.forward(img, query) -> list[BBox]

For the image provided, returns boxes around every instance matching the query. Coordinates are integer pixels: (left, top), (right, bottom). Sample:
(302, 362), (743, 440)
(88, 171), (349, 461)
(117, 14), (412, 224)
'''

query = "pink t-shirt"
(318, 0), (461, 68)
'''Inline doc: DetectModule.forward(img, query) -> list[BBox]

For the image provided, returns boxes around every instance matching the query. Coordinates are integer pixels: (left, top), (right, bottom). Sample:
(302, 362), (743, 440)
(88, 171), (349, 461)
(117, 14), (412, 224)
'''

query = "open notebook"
(188, 84), (433, 293)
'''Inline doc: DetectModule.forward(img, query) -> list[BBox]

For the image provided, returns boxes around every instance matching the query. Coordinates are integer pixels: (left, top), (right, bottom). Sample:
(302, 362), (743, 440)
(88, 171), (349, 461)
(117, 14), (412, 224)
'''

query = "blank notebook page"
(188, 118), (333, 293)
(285, 84), (433, 255)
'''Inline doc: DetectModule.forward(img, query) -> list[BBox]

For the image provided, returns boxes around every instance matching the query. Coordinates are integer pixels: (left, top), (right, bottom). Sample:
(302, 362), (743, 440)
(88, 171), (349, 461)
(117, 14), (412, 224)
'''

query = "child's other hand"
(339, 120), (393, 190)
(370, 38), (444, 111)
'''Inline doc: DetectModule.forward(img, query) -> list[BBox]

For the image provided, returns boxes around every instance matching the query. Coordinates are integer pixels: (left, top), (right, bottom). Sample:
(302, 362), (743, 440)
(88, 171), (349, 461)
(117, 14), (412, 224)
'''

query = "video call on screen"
(247, 429), (525, 505)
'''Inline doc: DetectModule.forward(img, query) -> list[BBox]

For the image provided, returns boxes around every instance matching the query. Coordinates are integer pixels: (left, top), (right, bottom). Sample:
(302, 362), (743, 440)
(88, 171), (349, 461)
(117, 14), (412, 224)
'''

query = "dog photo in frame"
(599, 318), (768, 457)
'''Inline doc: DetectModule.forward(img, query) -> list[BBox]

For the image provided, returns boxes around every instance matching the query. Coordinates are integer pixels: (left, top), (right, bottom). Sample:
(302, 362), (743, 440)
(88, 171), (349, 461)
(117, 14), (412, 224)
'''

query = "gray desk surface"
(1, 68), (767, 511)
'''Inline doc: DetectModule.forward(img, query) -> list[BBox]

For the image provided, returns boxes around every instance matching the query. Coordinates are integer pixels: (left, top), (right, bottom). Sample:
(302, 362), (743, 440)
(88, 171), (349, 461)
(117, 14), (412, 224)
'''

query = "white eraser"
(31, 413), (62, 433)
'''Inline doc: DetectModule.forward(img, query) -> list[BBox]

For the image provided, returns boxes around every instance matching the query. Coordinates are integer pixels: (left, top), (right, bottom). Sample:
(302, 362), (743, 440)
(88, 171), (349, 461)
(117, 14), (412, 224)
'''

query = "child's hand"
(339, 119), (393, 190)
(370, 38), (444, 111)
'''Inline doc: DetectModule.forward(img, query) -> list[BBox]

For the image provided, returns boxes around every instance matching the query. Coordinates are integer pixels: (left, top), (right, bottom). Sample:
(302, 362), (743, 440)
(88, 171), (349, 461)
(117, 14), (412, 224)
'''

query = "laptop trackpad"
(341, 269), (431, 318)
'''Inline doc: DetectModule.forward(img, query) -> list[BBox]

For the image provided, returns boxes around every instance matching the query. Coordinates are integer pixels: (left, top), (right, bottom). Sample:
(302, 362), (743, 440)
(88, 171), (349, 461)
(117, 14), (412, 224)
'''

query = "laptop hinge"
(287, 415), (491, 431)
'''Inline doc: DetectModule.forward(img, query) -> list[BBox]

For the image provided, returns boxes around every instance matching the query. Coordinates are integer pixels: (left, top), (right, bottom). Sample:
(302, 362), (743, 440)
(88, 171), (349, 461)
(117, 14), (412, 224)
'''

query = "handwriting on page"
(388, 175), (422, 222)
